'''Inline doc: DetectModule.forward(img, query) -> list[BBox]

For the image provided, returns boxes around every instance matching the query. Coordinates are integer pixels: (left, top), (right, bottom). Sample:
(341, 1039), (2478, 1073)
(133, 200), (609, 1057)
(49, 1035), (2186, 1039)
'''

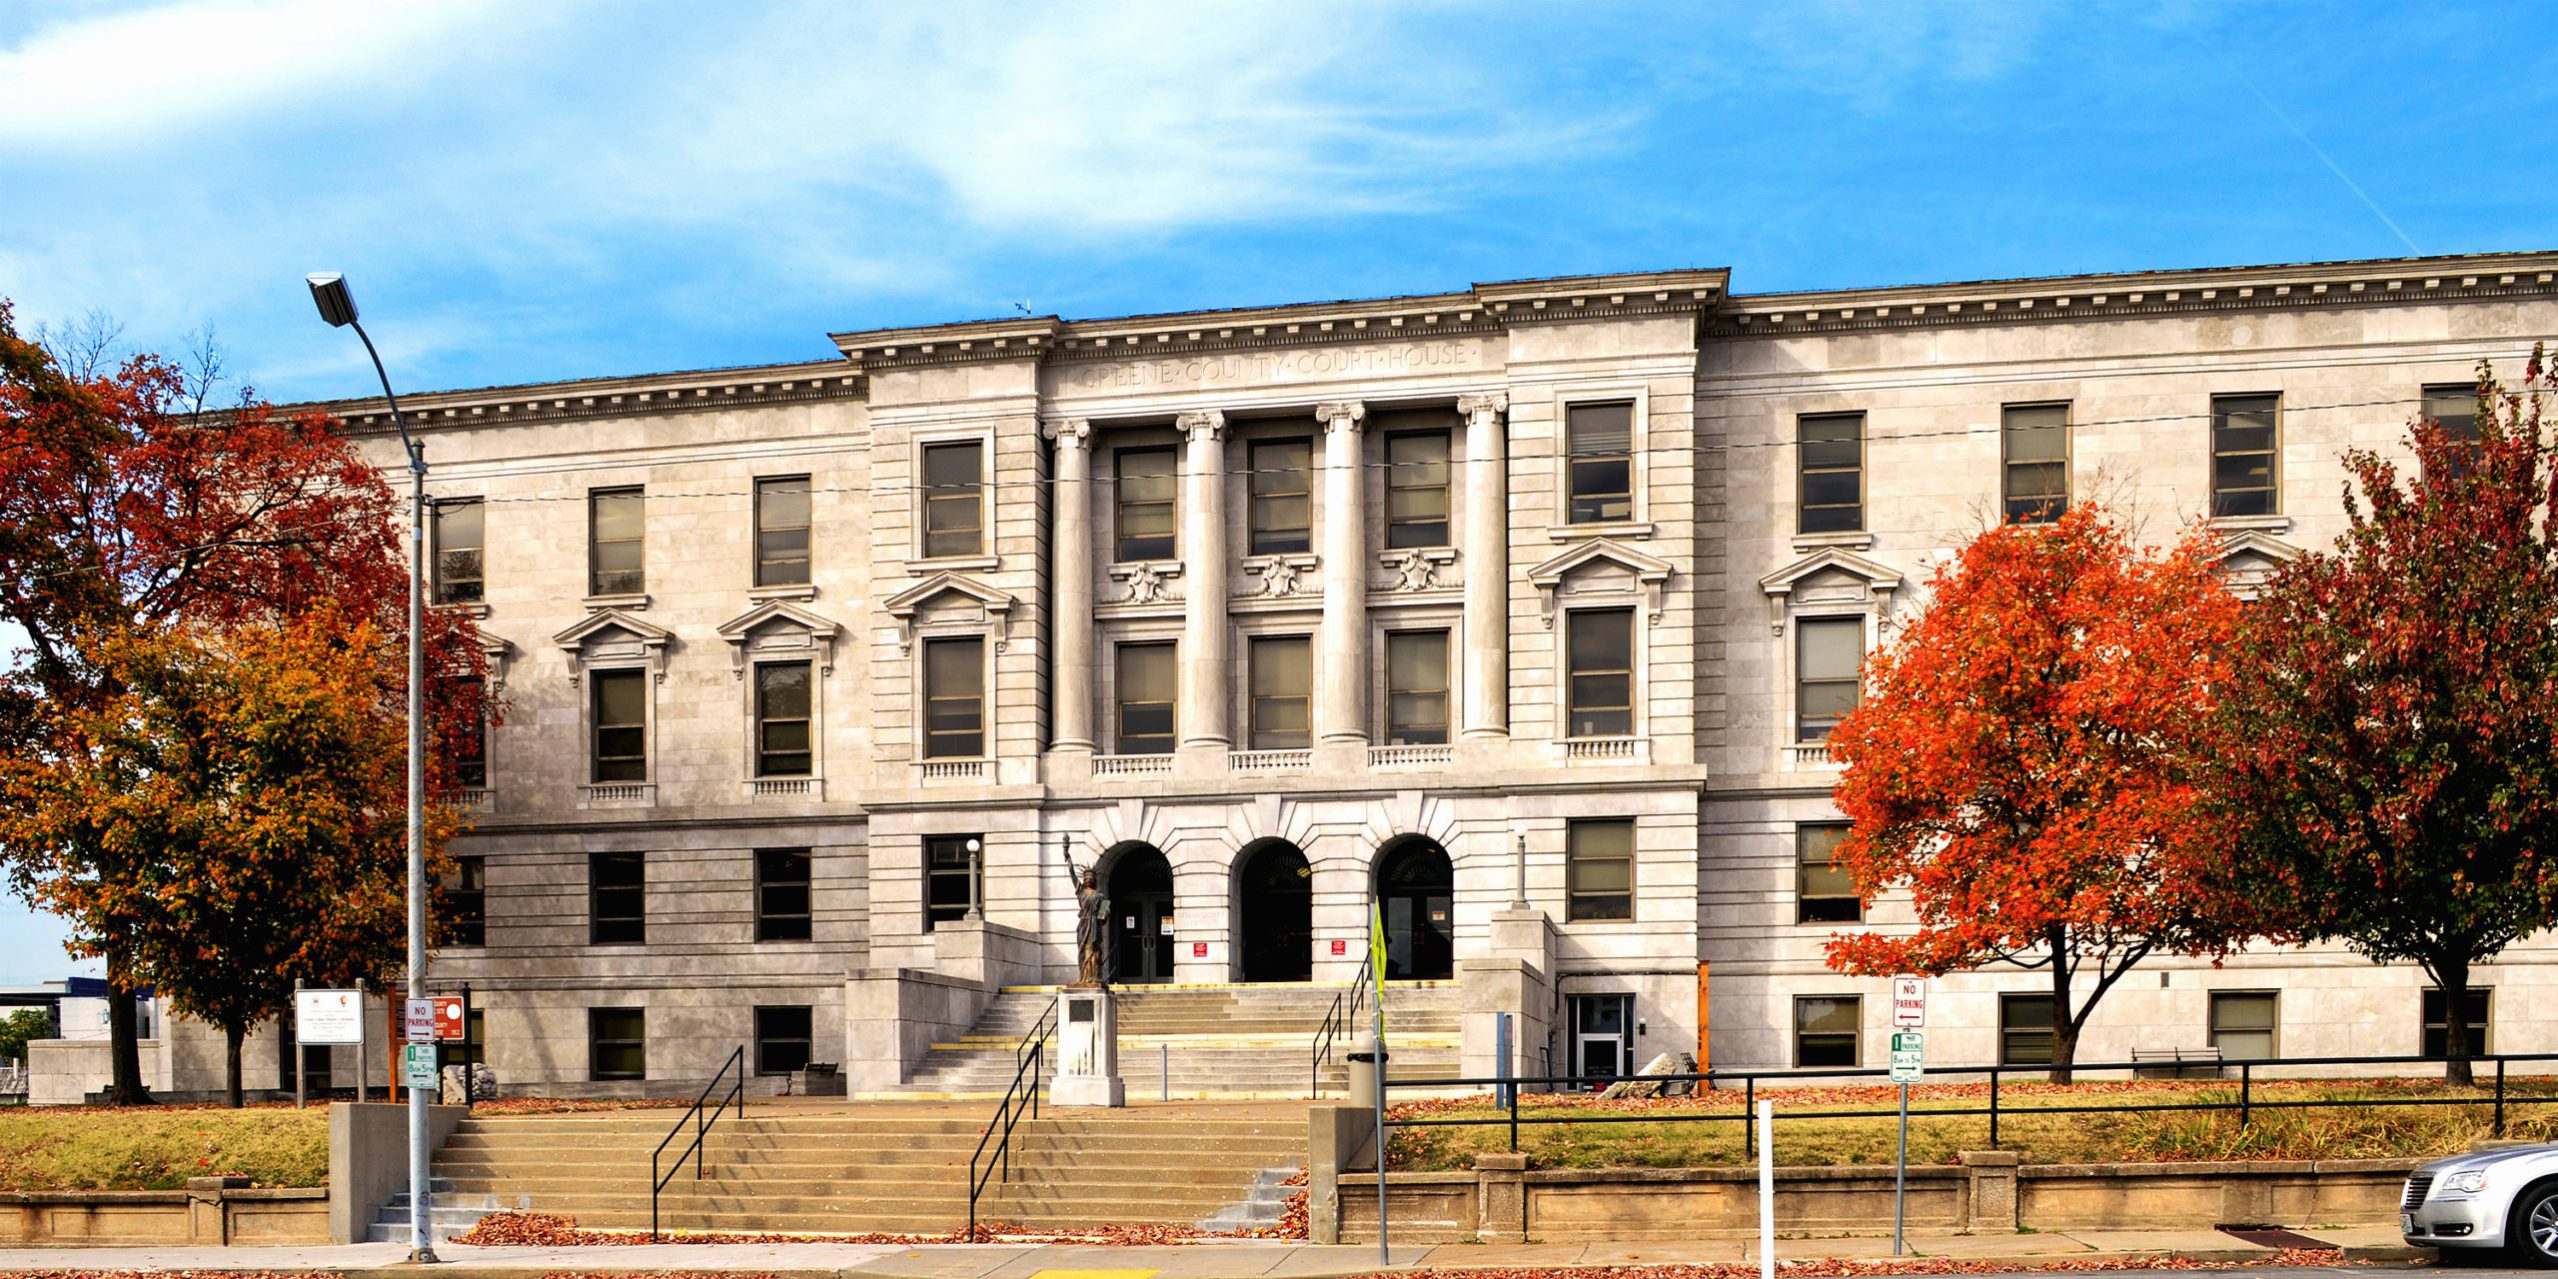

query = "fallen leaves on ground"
(452, 1209), (1290, 1246)
(464, 1097), (691, 1115)
(1332, 1250), (2363, 1279)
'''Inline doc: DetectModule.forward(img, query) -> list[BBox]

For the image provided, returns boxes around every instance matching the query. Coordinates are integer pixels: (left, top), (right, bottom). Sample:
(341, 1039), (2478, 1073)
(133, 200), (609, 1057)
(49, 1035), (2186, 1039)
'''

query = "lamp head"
(306, 273), (358, 327)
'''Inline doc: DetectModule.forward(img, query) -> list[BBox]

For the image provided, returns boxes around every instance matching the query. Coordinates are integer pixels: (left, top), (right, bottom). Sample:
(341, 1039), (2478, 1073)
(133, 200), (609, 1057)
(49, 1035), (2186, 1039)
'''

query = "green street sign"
(1889, 1029), (1925, 1084)
(401, 1043), (439, 1090)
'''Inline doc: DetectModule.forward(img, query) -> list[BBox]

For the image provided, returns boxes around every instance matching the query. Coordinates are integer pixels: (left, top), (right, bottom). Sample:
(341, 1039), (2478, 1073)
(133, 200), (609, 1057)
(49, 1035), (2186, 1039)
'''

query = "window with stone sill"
(1798, 412), (1864, 535)
(1249, 634), (1312, 750)
(1115, 447), (1177, 562)
(590, 669), (647, 783)
(434, 498), (484, 605)
(2210, 394), (2280, 519)
(2422, 987), (2491, 1057)
(1115, 641), (1176, 755)
(2001, 403), (2069, 525)
(2210, 991), (2277, 1061)
(1565, 817), (1634, 921)
(1566, 608), (1635, 739)
(754, 661), (813, 777)
(1795, 616), (1863, 744)
(1565, 401), (1635, 525)
(924, 834), (981, 932)
(922, 636), (984, 759)
(1794, 995), (1860, 1068)
(1385, 430), (1452, 549)
(450, 674), (487, 789)
(755, 848), (812, 943)
(2424, 384), (2481, 442)
(589, 852), (645, 946)
(2000, 992), (2055, 1066)
(1248, 438), (1313, 556)
(588, 487), (645, 596)
(441, 855), (485, 948)
(1384, 629), (1450, 746)
(588, 1007), (645, 1081)
(1796, 823), (1859, 924)
(754, 476), (811, 587)
(921, 442), (985, 560)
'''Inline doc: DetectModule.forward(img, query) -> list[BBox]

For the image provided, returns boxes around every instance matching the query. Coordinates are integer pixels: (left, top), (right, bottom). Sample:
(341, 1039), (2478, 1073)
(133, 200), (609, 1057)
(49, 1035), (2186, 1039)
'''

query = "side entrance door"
(1570, 993), (1634, 1088)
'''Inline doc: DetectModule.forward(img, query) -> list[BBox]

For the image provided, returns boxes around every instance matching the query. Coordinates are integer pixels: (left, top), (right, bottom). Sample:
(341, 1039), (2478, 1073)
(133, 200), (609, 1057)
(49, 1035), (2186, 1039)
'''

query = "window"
(755, 1005), (813, 1076)
(590, 670), (646, 782)
(2002, 403), (2069, 524)
(1565, 401), (1635, 524)
(2210, 394), (2280, 517)
(588, 487), (644, 595)
(754, 476), (811, 586)
(1566, 608), (1634, 738)
(1565, 818), (1634, 921)
(589, 1008), (644, 1081)
(755, 848), (812, 942)
(1794, 995), (1861, 1068)
(924, 834), (980, 931)
(1115, 448), (1177, 562)
(1999, 993), (2055, 1065)
(590, 852), (645, 946)
(1248, 438), (1313, 555)
(2210, 991), (2277, 1061)
(2424, 384), (2481, 443)
(1796, 617), (1862, 743)
(922, 637), (983, 759)
(1248, 635), (1312, 750)
(1798, 413), (1864, 534)
(755, 662), (813, 776)
(1796, 824), (1859, 924)
(1384, 630), (1450, 746)
(450, 675), (487, 789)
(442, 856), (485, 947)
(1115, 642), (1176, 754)
(2422, 988), (2491, 1057)
(1385, 432), (1451, 548)
(434, 498), (484, 604)
(921, 443), (984, 559)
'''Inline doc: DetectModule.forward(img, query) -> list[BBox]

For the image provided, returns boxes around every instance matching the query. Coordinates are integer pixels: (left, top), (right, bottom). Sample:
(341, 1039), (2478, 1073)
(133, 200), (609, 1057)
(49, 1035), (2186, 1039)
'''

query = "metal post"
(1756, 1097), (1776, 1279)
(459, 984), (474, 1108)
(1509, 1072), (1521, 1153)
(1495, 1012), (1513, 1110)
(1893, 1082), (1909, 1256)
(2239, 1062), (2252, 1129)
(292, 978), (305, 1110)
(2497, 1059), (2509, 1137)
(1744, 1076), (1756, 1154)
(354, 978), (368, 1105)
(1988, 1068), (2000, 1150)
(1374, 941), (1388, 1267)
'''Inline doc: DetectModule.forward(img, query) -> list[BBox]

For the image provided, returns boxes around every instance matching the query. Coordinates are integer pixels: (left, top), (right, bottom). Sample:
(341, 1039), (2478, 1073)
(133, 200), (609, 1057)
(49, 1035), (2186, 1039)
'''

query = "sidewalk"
(0, 1225), (2427, 1277)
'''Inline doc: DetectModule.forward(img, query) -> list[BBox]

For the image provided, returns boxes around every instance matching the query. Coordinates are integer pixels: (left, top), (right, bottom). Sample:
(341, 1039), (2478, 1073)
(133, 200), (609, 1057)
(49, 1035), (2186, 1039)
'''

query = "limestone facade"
(299, 251), (2558, 1092)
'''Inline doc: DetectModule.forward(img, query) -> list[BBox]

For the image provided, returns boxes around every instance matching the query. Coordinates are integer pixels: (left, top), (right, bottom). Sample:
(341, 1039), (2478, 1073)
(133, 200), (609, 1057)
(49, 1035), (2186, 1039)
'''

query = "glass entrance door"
(1105, 845), (1175, 984)
(1377, 839), (1454, 980)
(1571, 993), (1633, 1088)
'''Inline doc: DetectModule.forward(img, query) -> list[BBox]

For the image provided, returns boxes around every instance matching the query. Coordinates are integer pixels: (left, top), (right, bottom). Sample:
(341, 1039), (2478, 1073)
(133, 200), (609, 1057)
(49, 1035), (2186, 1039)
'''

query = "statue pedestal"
(1051, 988), (1125, 1107)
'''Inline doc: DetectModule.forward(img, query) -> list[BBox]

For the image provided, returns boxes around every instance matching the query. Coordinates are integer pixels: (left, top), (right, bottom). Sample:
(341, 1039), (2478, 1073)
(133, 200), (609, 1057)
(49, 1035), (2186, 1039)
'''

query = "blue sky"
(2, 0), (2553, 981)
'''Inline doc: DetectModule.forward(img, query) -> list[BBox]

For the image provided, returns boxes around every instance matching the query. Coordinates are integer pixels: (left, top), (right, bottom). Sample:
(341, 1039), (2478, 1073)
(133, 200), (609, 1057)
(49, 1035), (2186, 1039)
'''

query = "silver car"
(2405, 1145), (2558, 1264)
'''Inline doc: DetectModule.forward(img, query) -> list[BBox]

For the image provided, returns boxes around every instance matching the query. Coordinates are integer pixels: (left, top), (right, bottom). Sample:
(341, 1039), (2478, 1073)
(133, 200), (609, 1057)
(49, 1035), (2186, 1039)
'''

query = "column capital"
(1315, 400), (1367, 433)
(1457, 390), (1511, 419)
(1042, 416), (1092, 446)
(1177, 409), (1225, 442)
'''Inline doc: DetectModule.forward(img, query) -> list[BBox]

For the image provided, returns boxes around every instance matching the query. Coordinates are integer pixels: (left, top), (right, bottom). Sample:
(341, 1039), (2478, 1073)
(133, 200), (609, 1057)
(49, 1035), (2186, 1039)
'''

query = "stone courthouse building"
(291, 249), (2558, 1095)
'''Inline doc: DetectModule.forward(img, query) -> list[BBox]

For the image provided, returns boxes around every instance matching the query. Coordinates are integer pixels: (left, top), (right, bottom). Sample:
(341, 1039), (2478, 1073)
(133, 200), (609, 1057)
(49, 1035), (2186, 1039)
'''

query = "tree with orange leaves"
(1823, 504), (2253, 1082)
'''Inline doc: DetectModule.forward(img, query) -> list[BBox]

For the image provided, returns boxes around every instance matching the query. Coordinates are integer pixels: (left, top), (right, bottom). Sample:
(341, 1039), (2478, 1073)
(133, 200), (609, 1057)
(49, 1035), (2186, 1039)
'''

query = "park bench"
(2129, 1044), (2224, 1079)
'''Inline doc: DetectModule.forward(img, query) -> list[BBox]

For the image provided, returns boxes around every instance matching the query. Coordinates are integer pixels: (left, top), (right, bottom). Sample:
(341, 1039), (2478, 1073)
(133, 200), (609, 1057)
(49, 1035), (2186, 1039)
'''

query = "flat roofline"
(1724, 249), (2558, 311)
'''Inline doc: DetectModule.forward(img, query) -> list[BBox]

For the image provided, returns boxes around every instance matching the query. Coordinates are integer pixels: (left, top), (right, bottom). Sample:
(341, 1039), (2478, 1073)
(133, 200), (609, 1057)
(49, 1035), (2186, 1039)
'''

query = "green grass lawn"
(1388, 1077), (2558, 1171)
(0, 1104), (328, 1190)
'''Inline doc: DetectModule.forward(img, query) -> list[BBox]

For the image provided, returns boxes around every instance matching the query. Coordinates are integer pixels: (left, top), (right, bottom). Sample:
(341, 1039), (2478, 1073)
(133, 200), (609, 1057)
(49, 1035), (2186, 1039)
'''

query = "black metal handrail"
(967, 1000), (1056, 1237)
(1377, 1050), (2558, 1156)
(650, 1044), (746, 1240)
(1310, 953), (1374, 1096)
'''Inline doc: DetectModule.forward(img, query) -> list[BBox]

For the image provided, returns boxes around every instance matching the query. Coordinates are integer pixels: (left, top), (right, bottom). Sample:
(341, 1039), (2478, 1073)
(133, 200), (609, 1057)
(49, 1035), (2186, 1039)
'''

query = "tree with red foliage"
(1823, 504), (2253, 1082)
(2213, 356), (2558, 1088)
(0, 300), (485, 1103)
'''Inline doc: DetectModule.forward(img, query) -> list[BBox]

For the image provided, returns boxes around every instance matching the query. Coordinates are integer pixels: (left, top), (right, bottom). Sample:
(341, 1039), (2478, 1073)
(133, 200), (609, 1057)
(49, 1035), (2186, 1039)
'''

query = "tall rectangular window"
(2210, 394), (2281, 517)
(434, 498), (484, 604)
(1793, 996), (1860, 1068)
(590, 852), (645, 946)
(754, 1005), (813, 1076)
(1115, 448), (1177, 562)
(1248, 438), (1313, 555)
(450, 675), (487, 789)
(923, 637), (984, 759)
(2001, 403), (2070, 524)
(2424, 384), (2481, 443)
(1999, 993), (2055, 1066)
(755, 848), (812, 943)
(1384, 630), (1450, 746)
(1796, 824), (1859, 924)
(442, 856), (486, 948)
(588, 487), (645, 596)
(1385, 431), (1451, 548)
(2422, 988), (2491, 1057)
(1565, 401), (1634, 524)
(1249, 635), (1313, 750)
(924, 834), (980, 931)
(1566, 818), (1634, 921)
(754, 476), (811, 586)
(590, 669), (646, 782)
(1796, 617), (1862, 743)
(588, 1008), (644, 1081)
(1115, 642), (1176, 755)
(2210, 991), (2278, 1060)
(921, 443), (984, 559)
(1798, 413), (1864, 534)
(1566, 608), (1634, 738)
(755, 661), (813, 776)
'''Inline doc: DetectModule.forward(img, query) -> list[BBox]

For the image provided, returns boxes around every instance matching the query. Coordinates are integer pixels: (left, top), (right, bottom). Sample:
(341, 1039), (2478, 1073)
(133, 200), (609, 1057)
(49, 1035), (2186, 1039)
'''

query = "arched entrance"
(1104, 843), (1174, 985)
(1376, 836), (1454, 980)
(1236, 840), (1313, 982)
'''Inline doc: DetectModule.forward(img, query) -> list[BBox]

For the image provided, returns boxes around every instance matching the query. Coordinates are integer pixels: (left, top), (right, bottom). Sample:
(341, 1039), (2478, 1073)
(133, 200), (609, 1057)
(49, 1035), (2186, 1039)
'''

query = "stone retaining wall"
(0, 1180), (327, 1247)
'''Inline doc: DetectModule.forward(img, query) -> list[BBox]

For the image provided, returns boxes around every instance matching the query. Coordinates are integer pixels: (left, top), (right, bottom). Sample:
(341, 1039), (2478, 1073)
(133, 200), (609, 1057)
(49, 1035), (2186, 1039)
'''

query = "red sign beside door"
(1191, 942), (1208, 958)
(1330, 939), (1347, 956)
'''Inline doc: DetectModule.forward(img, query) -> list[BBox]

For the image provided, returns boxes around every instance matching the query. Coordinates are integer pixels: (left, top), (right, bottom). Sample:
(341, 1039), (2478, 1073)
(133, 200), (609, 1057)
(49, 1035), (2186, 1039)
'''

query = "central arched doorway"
(1236, 840), (1312, 982)
(1376, 836), (1454, 980)
(1105, 843), (1174, 985)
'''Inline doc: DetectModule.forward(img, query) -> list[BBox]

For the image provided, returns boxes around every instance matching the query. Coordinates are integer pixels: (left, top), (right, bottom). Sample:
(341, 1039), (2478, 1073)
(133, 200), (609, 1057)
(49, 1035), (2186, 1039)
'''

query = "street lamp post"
(306, 273), (436, 1265)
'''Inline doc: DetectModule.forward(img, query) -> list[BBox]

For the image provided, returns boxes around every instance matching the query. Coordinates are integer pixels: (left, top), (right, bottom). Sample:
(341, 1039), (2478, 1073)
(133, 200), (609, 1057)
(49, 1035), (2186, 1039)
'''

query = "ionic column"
(1459, 391), (1511, 739)
(1178, 410), (1231, 750)
(1316, 401), (1369, 747)
(1046, 418), (1096, 754)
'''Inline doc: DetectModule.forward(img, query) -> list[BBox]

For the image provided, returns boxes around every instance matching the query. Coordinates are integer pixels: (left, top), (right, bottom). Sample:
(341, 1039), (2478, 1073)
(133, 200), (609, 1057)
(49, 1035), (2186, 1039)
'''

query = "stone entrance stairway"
(429, 1101), (1307, 1235)
(884, 981), (1462, 1098)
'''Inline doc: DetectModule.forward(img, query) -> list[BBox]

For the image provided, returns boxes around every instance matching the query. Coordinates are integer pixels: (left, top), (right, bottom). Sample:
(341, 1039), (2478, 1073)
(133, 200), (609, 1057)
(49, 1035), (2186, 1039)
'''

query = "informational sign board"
(1891, 975), (1928, 1028)
(1331, 939), (1347, 956)
(1889, 1029), (1925, 1084)
(295, 989), (365, 1045)
(401, 1043), (438, 1089)
(403, 998), (436, 1043)
(433, 995), (467, 1042)
(1190, 941), (1208, 958)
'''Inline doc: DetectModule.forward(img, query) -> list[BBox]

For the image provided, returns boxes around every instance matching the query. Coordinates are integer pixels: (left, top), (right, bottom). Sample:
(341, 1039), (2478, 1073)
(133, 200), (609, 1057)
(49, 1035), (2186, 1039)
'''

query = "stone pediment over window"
(2214, 529), (2302, 600)
(1759, 548), (1903, 635)
(552, 609), (674, 685)
(884, 571), (1016, 654)
(1527, 538), (1673, 628)
(716, 599), (843, 679)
